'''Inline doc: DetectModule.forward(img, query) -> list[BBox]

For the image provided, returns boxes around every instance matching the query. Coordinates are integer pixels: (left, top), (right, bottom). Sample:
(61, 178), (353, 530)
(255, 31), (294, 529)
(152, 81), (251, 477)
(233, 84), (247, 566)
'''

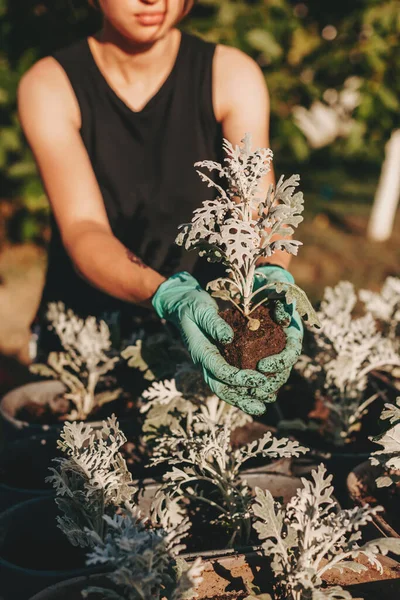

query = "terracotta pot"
(0, 434), (59, 512)
(347, 460), (400, 538)
(0, 496), (101, 600)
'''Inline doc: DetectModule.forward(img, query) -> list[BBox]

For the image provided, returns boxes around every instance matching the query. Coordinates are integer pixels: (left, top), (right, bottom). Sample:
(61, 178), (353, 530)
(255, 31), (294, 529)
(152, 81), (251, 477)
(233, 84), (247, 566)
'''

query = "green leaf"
(246, 29), (283, 60)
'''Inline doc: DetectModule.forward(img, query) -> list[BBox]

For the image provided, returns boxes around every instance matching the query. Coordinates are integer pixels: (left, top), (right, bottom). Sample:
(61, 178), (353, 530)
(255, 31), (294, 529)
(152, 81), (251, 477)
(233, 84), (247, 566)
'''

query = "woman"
(18, 0), (302, 415)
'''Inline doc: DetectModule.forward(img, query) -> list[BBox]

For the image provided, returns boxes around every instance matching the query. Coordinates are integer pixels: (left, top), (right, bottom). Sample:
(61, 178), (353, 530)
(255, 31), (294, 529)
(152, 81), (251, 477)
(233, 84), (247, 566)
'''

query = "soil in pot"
(219, 305), (286, 370)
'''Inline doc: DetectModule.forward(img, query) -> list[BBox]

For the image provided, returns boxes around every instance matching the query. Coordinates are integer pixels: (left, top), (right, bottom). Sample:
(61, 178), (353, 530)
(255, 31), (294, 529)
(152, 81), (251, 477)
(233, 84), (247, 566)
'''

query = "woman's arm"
(213, 45), (291, 270)
(18, 57), (165, 309)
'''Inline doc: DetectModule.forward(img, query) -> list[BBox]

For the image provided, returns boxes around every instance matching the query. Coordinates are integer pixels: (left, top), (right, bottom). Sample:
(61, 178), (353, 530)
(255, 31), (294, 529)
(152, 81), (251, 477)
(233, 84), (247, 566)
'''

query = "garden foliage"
(47, 415), (135, 547)
(370, 396), (400, 487)
(252, 463), (400, 600)
(2, 0), (399, 241)
(140, 361), (251, 442)
(150, 413), (308, 546)
(83, 506), (203, 600)
(176, 134), (319, 329)
(294, 280), (400, 444)
(30, 302), (122, 420)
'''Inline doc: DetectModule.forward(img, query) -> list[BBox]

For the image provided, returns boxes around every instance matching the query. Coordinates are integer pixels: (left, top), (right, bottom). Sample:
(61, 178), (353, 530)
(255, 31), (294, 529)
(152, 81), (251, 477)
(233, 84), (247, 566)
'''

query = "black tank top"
(38, 30), (225, 324)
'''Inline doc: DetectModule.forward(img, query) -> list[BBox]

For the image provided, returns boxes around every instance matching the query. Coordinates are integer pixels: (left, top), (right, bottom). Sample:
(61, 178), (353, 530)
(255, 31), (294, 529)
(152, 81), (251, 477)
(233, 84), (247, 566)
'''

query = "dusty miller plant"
(370, 396), (400, 488)
(46, 415), (135, 547)
(360, 276), (400, 352)
(30, 302), (122, 420)
(176, 133), (320, 331)
(251, 463), (400, 600)
(140, 361), (252, 442)
(149, 414), (308, 547)
(83, 505), (203, 600)
(293, 281), (400, 445)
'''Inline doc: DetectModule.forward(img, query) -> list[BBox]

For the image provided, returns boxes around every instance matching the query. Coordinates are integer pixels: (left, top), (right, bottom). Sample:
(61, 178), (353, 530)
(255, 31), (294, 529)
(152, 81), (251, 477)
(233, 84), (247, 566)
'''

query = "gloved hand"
(152, 271), (277, 415)
(252, 264), (304, 402)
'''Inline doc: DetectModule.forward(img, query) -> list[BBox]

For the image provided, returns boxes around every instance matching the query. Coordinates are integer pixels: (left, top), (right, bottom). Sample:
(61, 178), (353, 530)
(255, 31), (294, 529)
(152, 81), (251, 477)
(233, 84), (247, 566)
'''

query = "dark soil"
(0, 435), (60, 489)
(220, 305), (286, 370)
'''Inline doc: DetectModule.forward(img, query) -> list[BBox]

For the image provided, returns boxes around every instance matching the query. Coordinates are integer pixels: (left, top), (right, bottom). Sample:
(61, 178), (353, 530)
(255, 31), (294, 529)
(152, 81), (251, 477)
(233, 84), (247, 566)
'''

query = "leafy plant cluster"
(187, 0), (400, 165)
(49, 401), (400, 600)
(30, 302), (122, 420)
(250, 464), (400, 600)
(49, 415), (202, 600)
(176, 134), (319, 330)
(46, 415), (135, 548)
(293, 280), (400, 445)
(140, 361), (251, 443)
(370, 396), (400, 488)
(83, 507), (203, 600)
(149, 414), (308, 547)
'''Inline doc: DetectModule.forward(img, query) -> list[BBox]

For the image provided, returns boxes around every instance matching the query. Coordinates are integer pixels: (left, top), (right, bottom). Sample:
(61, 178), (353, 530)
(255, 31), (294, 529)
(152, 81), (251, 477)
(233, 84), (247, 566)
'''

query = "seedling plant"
(291, 281), (400, 445)
(31, 302), (122, 420)
(176, 133), (320, 331)
(251, 464), (400, 600)
(150, 413), (308, 547)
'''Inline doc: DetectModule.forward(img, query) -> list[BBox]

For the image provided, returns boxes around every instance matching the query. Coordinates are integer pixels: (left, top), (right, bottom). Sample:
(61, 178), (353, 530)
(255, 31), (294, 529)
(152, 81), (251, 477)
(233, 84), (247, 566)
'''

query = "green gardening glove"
(252, 265), (304, 402)
(152, 271), (277, 415)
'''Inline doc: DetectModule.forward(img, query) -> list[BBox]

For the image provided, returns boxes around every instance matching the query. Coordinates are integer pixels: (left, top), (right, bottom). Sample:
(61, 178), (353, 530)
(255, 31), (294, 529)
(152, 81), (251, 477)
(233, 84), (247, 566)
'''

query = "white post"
(367, 129), (400, 242)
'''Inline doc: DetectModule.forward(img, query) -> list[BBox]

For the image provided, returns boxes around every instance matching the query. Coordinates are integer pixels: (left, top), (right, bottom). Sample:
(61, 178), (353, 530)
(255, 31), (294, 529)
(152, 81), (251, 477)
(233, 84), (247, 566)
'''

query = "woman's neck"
(90, 26), (180, 86)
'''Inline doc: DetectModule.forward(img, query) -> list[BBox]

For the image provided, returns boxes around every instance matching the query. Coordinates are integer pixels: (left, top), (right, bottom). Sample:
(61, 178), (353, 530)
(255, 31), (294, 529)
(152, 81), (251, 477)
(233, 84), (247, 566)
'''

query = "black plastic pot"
(0, 496), (101, 600)
(28, 575), (109, 600)
(0, 381), (136, 444)
(0, 381), (67, 440)
(0, 434), (59, 512)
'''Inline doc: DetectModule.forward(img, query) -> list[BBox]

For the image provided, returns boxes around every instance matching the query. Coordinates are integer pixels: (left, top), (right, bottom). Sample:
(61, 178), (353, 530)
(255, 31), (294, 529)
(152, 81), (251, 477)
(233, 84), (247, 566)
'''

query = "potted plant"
(248, 463), (400, 599)
(148, 407), (308, 550)
(0, 415), (135, 600)
(175, 133), (320, 370)
(0, 303), (131, 439)
(359, 276), (400, 355)
(123, 339), (291, 479)
(348, 396), (400, 538)
(278, 280), (400, 495)
(29, 509), (203, 600)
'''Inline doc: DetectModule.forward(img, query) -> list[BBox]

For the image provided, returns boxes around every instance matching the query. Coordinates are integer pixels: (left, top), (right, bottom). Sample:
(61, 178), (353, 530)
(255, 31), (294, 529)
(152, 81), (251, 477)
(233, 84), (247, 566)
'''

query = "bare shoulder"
(18, 56), (80, 130)
(213, 44), (268, 121)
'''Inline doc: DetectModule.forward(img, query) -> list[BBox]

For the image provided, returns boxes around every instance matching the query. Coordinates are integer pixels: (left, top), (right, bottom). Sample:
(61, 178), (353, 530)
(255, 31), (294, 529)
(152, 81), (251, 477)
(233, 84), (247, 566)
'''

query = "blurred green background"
(0, 0), (399, 361)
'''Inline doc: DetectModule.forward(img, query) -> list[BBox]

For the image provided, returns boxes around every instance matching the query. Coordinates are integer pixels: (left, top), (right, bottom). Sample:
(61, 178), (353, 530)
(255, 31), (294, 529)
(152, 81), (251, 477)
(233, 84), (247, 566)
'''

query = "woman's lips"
(136, 13), (166, 26)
